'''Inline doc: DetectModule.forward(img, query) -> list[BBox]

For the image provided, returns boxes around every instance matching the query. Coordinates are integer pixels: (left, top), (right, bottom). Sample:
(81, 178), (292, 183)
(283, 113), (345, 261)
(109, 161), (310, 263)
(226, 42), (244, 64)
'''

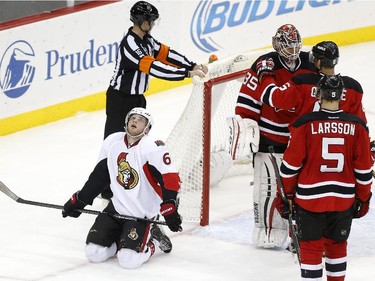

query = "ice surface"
(1, 41), (375, 280)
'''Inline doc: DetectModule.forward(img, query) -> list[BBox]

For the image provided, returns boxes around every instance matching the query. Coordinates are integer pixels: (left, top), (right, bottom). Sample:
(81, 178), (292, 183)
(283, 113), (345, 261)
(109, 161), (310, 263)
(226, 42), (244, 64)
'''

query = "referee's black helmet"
(130, 1), (159, 26)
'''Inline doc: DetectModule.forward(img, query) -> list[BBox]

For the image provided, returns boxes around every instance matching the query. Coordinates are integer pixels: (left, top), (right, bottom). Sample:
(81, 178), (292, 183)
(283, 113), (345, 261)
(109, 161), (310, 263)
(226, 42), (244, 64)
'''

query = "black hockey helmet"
(309, 41), (339, 67)
(130, 1), (159, 26)
(317, 74), (344, 100)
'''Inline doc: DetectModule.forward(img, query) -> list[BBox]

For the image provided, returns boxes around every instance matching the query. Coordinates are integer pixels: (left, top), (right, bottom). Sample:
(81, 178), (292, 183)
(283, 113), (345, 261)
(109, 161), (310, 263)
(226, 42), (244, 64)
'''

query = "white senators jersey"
(98, 132), (180, 219)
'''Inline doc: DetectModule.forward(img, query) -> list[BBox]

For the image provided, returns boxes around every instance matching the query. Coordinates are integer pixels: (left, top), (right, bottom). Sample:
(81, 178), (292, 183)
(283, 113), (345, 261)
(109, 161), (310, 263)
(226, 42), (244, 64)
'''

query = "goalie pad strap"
(228, 116), (241, 159)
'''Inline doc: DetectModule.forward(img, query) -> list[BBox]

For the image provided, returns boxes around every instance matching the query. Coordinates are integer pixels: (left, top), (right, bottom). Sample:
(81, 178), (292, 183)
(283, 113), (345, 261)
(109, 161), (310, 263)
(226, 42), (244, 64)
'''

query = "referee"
(102, 1), (207, 198)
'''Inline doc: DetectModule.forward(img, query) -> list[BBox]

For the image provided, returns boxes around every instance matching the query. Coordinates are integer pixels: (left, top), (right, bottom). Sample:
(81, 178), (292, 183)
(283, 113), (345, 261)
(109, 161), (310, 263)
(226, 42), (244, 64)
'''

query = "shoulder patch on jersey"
(154, 140), (165, 146)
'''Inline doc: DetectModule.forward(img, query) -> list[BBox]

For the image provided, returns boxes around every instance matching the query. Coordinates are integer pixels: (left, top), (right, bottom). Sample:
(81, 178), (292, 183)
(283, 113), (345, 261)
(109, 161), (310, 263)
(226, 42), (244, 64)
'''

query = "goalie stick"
(0, 181), (167, 226)
(268, 146), (301, 265)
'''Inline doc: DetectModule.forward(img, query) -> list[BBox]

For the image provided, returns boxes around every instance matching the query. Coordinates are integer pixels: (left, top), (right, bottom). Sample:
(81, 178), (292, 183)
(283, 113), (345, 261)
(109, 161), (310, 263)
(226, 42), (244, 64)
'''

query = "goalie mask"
(272, 24), (302, 63)
(309, 41), (339, 67)
(317, 74), (344, 101)
(130, 1), (159, 26)
(125, 107), (154, 137)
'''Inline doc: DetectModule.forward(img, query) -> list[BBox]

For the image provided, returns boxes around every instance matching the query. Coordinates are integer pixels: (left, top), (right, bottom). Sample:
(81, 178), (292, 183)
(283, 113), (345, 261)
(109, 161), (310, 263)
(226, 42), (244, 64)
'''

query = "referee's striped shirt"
(109, 27), (196, 95)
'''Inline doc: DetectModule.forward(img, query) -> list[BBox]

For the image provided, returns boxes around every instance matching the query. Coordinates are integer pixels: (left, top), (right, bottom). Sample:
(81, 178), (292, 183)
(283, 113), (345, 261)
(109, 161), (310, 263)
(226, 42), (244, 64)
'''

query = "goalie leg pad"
(252, 152), (288, 248)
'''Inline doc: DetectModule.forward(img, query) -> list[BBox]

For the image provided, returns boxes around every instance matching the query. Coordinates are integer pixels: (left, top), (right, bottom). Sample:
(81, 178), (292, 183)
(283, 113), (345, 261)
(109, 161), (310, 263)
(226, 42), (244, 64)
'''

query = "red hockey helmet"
(272, 24), (302, 62)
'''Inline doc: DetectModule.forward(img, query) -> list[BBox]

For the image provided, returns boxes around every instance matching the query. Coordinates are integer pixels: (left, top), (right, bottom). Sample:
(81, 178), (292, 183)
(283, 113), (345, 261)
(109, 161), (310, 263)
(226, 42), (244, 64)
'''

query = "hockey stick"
(0, 181), (167, 226)
(268, 146), (301, 265)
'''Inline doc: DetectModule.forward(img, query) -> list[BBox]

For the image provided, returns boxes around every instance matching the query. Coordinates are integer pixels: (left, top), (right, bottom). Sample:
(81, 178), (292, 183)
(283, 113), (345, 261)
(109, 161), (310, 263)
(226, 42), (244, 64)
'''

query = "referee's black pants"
(101, 87), (146, 199)
(104, 87), (147, 139)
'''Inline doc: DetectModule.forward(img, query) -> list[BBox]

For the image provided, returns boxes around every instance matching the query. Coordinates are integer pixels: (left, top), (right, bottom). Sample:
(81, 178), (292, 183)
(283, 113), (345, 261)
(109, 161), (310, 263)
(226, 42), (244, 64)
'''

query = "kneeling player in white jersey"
(62, 107), (182, 269)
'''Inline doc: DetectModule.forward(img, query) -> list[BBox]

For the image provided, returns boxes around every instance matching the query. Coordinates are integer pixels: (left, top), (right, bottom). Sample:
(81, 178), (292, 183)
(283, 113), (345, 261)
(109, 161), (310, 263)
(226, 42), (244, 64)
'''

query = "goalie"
(229, 24), (316, 248)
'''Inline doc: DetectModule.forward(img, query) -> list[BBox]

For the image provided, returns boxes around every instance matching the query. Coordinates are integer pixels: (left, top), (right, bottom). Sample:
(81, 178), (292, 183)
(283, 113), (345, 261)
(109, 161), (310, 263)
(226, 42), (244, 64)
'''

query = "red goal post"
(166, 50), (264, 226)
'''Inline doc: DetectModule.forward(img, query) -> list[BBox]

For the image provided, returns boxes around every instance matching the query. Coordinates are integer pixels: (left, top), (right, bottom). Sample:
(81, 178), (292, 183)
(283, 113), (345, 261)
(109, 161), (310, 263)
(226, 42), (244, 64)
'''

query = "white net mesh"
(166, 50), (265, 224)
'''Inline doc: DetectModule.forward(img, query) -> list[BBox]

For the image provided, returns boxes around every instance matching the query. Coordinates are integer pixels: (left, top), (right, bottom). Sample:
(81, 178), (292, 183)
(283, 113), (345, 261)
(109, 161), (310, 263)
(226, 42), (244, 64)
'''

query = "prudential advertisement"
(1, 0), (374, 135)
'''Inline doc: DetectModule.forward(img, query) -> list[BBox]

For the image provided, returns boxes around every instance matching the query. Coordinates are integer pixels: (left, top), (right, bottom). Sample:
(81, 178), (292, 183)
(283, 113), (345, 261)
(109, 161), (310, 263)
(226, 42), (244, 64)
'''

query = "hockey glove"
(188, 69), (206, 78)
(274, 194), (294, 220)
(193, 63), (208, 74)
(256, 58), (275, 83)
(62, 191), (87, 218)
(160, 200), (182, 232)
(353, 192), (372, 219)
(370, 140), (375, 165)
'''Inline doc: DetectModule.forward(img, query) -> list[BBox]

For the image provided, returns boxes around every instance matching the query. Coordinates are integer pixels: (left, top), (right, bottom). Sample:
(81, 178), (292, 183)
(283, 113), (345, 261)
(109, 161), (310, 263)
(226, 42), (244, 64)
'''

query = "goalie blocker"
(228, 115), (288, 247)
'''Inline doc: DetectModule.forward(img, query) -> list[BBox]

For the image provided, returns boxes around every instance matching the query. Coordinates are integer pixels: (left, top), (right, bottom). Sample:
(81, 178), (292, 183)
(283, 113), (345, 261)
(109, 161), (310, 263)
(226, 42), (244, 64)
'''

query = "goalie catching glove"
(227, 115), (259, 160)
(160, 200), (182, 232)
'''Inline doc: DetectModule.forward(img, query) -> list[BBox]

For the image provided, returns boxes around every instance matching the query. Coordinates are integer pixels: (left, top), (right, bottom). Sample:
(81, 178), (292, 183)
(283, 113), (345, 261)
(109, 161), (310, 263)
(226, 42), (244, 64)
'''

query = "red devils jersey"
(259, 73), (367, 125)
(280, 109), (372, 212)
(235, 51), (316, 152)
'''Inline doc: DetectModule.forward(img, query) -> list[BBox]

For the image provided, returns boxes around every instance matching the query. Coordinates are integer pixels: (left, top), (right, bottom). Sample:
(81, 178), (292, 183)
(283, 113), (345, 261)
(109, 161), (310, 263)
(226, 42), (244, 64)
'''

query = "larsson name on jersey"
(311, 122), (355, 136)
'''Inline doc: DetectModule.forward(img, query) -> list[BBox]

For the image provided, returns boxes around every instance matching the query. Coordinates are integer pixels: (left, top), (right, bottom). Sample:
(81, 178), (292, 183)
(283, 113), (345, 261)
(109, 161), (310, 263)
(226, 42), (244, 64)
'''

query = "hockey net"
(166, 50), (265, 226)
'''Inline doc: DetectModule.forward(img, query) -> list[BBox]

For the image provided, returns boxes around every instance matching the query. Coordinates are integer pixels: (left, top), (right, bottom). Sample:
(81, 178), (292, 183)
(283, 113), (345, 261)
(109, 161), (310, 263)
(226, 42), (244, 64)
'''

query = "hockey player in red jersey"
(62, 108), (182, 269)
(256, 40), (374, 176)
(256, 41), (367, 125)
(275, 75), (373, 281)
(229, 24), (316, 248)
